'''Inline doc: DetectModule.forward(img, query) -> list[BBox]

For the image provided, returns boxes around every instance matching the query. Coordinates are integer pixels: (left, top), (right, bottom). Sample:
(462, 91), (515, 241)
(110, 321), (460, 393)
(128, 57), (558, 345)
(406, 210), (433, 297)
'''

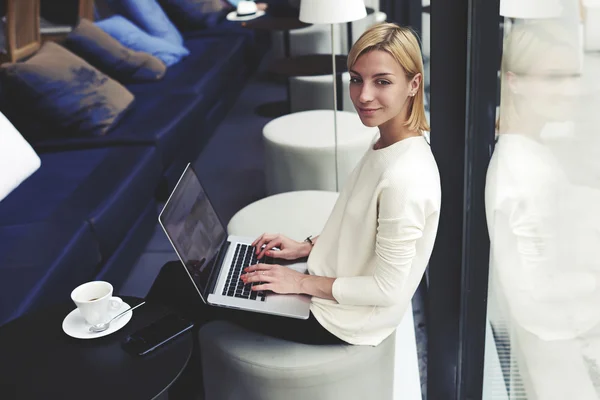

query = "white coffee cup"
(71, 281), (123, 325)
(237, 1), (258, 16)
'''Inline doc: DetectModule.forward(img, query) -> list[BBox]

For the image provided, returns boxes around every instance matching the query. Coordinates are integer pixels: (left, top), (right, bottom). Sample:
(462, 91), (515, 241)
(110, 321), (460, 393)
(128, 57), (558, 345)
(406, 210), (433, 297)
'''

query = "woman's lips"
(359, 108), (380, 116)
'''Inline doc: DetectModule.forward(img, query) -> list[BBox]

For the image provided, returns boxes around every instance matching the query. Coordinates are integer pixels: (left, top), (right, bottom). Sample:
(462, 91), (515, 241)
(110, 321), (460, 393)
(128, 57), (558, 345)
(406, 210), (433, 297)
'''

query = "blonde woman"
(150, 22), (441, 347)
(242, 22), (442, 346)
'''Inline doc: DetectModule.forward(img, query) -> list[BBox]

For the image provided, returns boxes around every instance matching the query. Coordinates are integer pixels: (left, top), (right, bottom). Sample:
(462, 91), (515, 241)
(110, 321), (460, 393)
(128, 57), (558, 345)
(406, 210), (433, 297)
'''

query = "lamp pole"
(331, 24), (339, 192)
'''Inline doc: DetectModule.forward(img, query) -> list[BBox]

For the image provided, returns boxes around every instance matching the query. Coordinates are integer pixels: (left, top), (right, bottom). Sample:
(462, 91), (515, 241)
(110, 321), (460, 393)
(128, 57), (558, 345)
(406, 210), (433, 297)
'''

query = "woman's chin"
(358, 116), (380, 128)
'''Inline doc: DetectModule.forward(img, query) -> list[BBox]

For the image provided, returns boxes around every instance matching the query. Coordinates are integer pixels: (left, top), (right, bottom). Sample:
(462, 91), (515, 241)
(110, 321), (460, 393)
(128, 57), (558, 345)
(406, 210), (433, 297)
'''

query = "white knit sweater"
(308, 135), (441, 346)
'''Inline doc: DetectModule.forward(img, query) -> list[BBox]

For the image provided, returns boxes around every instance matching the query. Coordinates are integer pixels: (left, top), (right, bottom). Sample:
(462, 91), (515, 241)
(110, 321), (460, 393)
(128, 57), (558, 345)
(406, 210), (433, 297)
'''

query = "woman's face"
(508, 45), (582, 122)
(349, 50), (420, 128)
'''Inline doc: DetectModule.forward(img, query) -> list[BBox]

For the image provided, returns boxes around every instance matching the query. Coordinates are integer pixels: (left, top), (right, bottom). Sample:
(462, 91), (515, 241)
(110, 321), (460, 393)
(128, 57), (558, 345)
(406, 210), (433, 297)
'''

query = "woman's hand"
(241, 263), (306, 294)
(252, 233), (311, 260)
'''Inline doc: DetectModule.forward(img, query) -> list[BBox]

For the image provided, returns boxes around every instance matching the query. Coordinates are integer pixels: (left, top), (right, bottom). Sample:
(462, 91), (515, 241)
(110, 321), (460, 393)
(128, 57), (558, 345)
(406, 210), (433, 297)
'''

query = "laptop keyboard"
(222, 243), (269, 301)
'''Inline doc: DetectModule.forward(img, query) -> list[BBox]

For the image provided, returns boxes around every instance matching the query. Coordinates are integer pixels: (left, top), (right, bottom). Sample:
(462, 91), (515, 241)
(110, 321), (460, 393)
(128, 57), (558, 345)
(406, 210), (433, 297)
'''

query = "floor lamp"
(299, 0), (367, 192)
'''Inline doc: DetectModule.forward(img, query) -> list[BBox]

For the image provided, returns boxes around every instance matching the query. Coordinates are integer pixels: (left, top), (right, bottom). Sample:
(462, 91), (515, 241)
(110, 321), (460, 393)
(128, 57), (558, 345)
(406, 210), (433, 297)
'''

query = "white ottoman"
(263, 110), (378, 194)
(289, 72), (355, 113)
(199, 321), (395, 400)
(199, 190), (396, 400)
(227, 190), (339, 240)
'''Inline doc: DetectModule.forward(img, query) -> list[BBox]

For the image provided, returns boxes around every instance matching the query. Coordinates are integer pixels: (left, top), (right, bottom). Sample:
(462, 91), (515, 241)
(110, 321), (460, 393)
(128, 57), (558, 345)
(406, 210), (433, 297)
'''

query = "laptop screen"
(159, 164), (227, 299)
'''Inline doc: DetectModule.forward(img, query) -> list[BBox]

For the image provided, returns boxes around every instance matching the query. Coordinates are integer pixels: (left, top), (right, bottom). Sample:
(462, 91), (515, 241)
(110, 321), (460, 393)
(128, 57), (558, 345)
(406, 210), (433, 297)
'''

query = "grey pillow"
(1, 42), (134, 137)
(65, 18), (167, 82)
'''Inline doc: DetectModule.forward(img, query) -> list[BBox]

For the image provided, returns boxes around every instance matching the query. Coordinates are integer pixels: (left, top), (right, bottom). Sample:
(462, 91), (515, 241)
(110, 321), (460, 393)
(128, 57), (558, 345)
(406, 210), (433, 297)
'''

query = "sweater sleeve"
(332, 179), (428, 306)
(500, 196), (597, 300)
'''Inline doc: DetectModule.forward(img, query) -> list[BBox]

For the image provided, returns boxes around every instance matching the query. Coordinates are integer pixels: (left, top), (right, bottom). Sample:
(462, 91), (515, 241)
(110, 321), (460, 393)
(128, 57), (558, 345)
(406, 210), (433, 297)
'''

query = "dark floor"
(120, 58), (429, 400)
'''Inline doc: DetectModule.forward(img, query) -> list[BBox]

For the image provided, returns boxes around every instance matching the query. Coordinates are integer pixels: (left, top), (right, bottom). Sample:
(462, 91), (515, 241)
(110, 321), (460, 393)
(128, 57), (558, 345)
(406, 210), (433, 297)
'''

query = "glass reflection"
(485, 11), (600, 399)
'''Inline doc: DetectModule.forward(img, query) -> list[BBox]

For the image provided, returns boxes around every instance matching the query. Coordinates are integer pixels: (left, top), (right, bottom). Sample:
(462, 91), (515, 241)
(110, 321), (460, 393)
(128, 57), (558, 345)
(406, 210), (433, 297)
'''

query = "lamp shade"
(299, 0), (367, 24)
(500, 0), (563, 18)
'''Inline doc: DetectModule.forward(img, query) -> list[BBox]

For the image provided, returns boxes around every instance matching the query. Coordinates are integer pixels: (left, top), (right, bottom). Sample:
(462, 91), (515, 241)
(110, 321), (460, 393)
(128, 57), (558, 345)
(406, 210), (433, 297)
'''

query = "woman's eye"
(377, 80), (391, 85)
(350, 77), (362, 84)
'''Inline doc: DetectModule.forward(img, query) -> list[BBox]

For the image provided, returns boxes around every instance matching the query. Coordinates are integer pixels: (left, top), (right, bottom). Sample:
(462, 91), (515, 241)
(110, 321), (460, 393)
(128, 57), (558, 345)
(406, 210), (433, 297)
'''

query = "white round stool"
(227, 190), (338, 240)
(198, 190), (396, 400)
(263, 110), (378, 194)
(289, 72), (355, 113)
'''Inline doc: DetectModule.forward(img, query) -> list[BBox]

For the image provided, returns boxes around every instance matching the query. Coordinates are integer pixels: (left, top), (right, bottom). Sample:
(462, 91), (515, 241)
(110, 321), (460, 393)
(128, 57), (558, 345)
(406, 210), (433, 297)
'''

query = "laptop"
(158, 163), (311, 319)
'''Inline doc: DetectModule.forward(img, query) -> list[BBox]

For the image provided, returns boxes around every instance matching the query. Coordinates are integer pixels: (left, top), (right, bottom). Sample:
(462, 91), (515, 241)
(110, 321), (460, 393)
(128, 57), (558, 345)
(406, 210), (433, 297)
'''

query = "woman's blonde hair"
(347, 22), (429, 133)
(497, 20), (578, 131)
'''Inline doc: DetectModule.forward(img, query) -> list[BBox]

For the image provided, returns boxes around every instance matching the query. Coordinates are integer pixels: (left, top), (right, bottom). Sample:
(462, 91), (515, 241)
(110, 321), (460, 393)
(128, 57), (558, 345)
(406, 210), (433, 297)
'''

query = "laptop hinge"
(207, 240), (231, 295)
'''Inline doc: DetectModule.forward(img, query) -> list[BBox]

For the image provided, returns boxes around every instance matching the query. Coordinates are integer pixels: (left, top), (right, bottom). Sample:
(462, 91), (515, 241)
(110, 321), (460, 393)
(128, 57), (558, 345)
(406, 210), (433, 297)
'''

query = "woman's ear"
(411, 73), (422, 93)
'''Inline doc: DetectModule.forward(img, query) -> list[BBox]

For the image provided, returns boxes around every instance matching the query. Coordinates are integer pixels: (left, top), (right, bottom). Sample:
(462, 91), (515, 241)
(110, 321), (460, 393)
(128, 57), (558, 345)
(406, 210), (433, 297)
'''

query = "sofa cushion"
(126, 34), (248, 99)
(65, 18), (167, 82)
(29, 92), (207, 168)
(158, 0), (228, 31)
(105, 0), (184, 46)
(82, 146), (162, 258)
(96, 15), (189, 67)
(0, 42), (135, 138)
(0, 145), (162, 258)
(0, 220), (101, 326)
(0, 145), (163, 326)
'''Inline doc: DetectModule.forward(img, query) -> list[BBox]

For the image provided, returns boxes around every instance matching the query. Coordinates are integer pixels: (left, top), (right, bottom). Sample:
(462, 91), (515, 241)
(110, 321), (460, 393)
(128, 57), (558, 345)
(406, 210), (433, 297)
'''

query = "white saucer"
(226, 10), (266, 21)
(62, 302), (133, 339)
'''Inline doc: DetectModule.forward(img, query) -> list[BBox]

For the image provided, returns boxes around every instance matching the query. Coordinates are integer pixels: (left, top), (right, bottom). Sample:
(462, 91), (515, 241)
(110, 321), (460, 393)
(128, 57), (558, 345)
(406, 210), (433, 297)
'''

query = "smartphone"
(122, 313), (194, 356)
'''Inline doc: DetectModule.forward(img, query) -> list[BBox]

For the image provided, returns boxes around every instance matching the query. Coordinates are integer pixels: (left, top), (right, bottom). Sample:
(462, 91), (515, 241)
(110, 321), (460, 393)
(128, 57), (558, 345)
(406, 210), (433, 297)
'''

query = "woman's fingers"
(241, 270), (274, 283)
(252, 233), (278, 254)
(251, 283), (272, 292)
(257, 238), (281, 259)
(251, 233), (265, 248)
(245, 263), (272, 273)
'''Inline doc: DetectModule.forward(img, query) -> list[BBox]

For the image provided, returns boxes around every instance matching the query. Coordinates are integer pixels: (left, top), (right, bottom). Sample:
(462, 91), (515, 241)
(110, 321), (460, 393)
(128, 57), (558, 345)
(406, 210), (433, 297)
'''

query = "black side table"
(0, 296), (193, 400)
(243, 16), (312, 117)
(242, 16), (311, 58)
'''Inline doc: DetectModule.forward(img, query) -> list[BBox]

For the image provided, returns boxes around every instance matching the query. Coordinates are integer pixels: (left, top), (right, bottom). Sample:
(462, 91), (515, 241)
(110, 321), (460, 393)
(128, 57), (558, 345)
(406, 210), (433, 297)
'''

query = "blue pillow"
(158, 0), (228, 31)
(65, 19), (166, 82)
(106, 0), (184, 46)
(0, 42), (135, 138)
(96, 16), (190, 67)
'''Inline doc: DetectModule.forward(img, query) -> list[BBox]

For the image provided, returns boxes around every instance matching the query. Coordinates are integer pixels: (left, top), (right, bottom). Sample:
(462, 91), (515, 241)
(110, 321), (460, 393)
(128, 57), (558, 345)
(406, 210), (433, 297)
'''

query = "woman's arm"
(245, 182), (433, 305)
(329, 182), (431, 307)
(299, 275), (335, 300)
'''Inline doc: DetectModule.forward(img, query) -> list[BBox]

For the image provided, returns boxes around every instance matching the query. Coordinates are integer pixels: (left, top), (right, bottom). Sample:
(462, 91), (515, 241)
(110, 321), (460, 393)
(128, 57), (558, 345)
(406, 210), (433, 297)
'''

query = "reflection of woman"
(487, 20), (600, 341)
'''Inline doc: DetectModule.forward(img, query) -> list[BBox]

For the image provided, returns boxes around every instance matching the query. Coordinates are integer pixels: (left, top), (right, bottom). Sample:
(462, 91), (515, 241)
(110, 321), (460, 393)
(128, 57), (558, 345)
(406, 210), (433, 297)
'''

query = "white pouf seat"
(289, 72), (355, 113)
(263, 110), (377, 194)
(199, 320), (395, 400)
(227, 190), (338, 240)
(198, 190), (396, 400)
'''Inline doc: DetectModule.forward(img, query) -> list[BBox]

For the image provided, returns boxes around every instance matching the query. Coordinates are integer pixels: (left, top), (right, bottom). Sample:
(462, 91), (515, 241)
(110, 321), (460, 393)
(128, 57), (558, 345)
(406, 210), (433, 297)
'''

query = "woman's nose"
(358, 85), (374, 103)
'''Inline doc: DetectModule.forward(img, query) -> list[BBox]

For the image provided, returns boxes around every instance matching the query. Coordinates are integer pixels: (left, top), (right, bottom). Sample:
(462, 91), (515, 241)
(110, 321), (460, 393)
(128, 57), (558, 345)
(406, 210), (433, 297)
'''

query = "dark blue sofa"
(0, 22), (269, 326)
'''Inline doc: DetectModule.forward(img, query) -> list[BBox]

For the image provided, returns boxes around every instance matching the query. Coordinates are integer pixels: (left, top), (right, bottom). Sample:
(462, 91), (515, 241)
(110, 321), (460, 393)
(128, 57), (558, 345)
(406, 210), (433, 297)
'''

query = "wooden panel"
(3, 0), (40, 62)
(79, 0), (95, 21)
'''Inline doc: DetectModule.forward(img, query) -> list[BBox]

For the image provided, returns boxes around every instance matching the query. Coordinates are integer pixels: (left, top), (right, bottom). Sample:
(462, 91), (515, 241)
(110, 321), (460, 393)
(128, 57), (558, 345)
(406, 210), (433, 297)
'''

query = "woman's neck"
(377, 114), (421, 149)
(499, 111), (546, 139)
